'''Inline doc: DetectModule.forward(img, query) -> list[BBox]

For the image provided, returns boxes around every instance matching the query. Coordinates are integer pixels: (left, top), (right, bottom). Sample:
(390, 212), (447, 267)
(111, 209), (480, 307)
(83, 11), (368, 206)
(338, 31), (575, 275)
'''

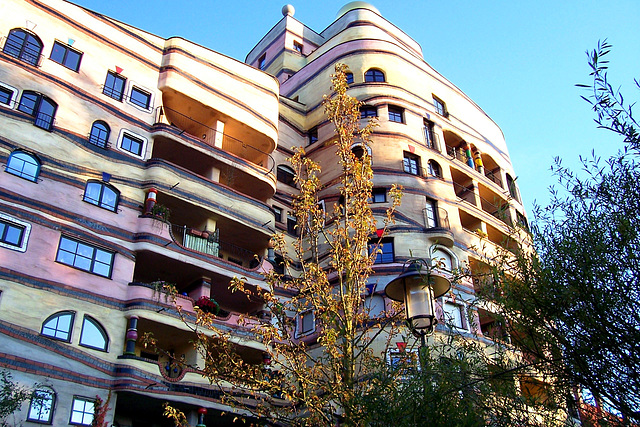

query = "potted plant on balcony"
(151, 203), (171, 222)
(194, 296), (220, 315)
(150, 280), (178, 303)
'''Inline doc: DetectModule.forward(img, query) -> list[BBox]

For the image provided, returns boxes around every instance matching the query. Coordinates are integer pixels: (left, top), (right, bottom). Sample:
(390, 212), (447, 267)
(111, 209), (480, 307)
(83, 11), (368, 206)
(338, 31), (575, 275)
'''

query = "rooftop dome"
(336, 2), (380, 18)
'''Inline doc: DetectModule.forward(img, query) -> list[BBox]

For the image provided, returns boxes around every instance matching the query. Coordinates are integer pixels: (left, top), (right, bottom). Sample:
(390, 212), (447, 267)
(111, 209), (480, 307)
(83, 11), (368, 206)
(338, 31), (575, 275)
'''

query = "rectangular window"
(50, 41), (82, 71)
(103, 71), (126, 101)
(258, 54), (266, 70)
(308, 127), (318, 145)
(425, 198), (438, 228)
(360, 106), (377, 118)
(424, 119), (437, 150)
(433, 95), (447, 117)
(287, 214), (297, 236)
(293, 40), (303, 54)
(0, 218), (25, 248)
(388, 106), (404, 123)
(403, 152), (421, 175)
(56, 236), (114, 278)
(0, 85), (16, 106)
(296, 310), (315, 337)
(370, 188), (386, 203)
(273, 206), (282, 222)
(70, 397), (94, 426)
(129, 86), (151, 109)
(27, 389), (55, 423)
(120, 132), (144, 156)
(369, 238), (394, 264)
(443, 301), (465, 329)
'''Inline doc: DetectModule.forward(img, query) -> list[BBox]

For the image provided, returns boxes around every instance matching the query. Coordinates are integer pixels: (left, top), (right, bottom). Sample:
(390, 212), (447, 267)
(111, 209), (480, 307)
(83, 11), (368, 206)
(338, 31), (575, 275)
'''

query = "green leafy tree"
(477, 40), (640, 425)
(0, 370), (32, 427)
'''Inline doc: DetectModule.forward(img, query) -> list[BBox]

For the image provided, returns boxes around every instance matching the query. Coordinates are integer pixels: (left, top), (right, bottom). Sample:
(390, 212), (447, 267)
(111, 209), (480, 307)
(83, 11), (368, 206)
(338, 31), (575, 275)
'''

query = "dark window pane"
(130, 87), (151, 109)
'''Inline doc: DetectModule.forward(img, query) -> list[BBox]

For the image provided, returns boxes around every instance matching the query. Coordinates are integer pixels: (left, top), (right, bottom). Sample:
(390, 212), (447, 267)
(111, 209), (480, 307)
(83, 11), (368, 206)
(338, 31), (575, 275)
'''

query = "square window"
(369, 238), (394, 264)
(103, 71), (126, 101)
(129, 86), (151, 109)
(70, 397), (94, 426)
(293, 40), (303, 54)
(56, 236), (114, 278)
(443, 301), (465, 329)
(370, 188), (386, 203)
(0, 85), (16, 106)
(120, 133), (144, 156)
(403, 152), (421, 175)
(50, 41), (82, 71)
(388, 106), (404, 123)
(0, 213), (30, 252)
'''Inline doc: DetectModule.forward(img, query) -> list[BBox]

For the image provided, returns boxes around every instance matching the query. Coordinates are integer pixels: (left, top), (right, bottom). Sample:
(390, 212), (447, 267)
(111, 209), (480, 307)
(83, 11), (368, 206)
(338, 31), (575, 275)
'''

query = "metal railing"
(400, 160), (441, 179)
(168, 223), (256, 264)
(1, 36), (44, 67)
(155, 106), (274, 172)
(424, 128), (441, 152)
(484, 168), (503, 188)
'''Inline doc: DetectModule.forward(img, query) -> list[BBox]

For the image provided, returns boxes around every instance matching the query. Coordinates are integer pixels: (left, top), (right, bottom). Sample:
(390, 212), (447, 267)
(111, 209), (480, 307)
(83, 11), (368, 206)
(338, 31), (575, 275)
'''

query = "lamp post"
(384, 259), (451, 347)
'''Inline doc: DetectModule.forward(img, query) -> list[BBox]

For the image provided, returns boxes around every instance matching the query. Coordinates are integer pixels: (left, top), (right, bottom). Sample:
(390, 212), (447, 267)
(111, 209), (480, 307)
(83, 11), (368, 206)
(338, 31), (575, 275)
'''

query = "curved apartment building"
(0, 1), (526, 425)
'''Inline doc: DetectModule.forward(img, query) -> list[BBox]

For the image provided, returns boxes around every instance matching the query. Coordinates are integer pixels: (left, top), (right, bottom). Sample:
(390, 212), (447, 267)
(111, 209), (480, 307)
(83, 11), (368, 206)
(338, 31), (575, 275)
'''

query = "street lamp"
(384, 259), (451, 345)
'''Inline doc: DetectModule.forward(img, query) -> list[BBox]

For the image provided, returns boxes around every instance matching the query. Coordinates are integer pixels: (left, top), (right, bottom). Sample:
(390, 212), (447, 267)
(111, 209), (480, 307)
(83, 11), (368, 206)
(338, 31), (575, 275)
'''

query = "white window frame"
(117, 129), (148, 159)
(295, 310), (315, 338)
(0, 82), (19, 107)
(442, 298), (469, 331)
(0, 212), (31, 252)
(69, 396), (95, 426)
(430, 245), (458, 272)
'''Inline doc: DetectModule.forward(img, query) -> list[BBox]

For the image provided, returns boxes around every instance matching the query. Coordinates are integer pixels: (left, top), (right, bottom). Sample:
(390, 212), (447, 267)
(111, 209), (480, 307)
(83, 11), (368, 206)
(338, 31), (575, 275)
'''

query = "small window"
(273, 206), (282, 222)
(79, 316), (109, 351)
(83, 181), (119, 212)
(293, 40), (303, 54)
(387, 348), (418, 375)
(351, 144), (368, 159)
(0, 84), (17, 106)
(27, 388), (55, 423)
(516, 211), (529, 231)
(287, 213), (297, 236)
(277, 165), (296, 187)
(433, 95), (447, 117)
(308, 127), (318, 145)
(424, 119), (436, 149)
(5, 150), (41, 181)
(88, 121), (110, 148)
(3, 29), (43, 66)
(103, 71), (126, 101)
(427, 159), (441, 178)
(41, 311), (75, 341)
(403, 152), (421, 176)
(364, 68), (385, 83)
(50, 41), (82, 71)
(360, 106), (377, 118)
(443, 301), (465, 329)
(296, 310), (315, 337)
(388, 105), (404, 123)
(17, 91), (57, 130)
(425, 198), (438, 229)
(432, 247), (456, 271)
(345, 72), (354, 84)
(364, 295), (386, 318)
(369, 238), (394, 264)
(56, 236), (114, 278)
(70, 397), (95, 426)
(370, 188), (386, 203)
(258, 54), (266, 70)
(129, 86), (151, 110)
(506, 174), (520, 202)
(119, 132), (145, 157)
(0, 215), (28, 251)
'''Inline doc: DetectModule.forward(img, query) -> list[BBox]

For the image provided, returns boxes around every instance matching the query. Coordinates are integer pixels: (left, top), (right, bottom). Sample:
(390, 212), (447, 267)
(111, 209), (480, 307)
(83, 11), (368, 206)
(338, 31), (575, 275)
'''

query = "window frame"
(360, 105), (377, 118)
(293, 40), (303, 54)
(427, 159), (442, 178)
(0, 212), (31, 252)
(442, 299), (467, 330)
(17, 91), (57, 131)
(127, 85), (153, 111)
(69, 396), (95, 426)
(88, 120), (110, 149)
(345, 72), (354, 84)
(117, 130), (147, 159)
(287, 213), (297, 236)
(364, 294), (386, 318)
(41, 311), (75, 342)
(433, 95), (448, 117)
(364, 68), (385, 83)
(369, 237), (394, 264)
(3, 28), (43, 66)
(79, 315), (109, 352)
(424, 119), (437, 150)
(27, 388), (56, 424)
(403, 151), (421, 176)
(388, 105), (404, 123)
(102, 71), (126, 101)
(55, 236), (115, 278)
(0, 82), (18, 107)
(49, 40), (82, 71)
(425, 198), (438, 229)
(308, 127), (318, 145)
(370, 188), (387, 203)
(83, 180), (120, 212)
(277, 165), (296, 187)
(295, 310), (315, 338)
(5, 150), (41, 182)
(258, 54), (266, 70)
(273, 206), (282, 223)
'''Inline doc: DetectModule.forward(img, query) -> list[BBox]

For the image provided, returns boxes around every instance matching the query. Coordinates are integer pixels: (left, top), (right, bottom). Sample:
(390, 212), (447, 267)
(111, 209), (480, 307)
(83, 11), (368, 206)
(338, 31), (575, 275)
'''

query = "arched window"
(431, 246), (457, 272)
(17, 91), (57, 130)
(5, 150), (41, 182)
(41, 311), (75, 342)
(27, 388), (56, 423)
(506, 174), (520, 202)
(364, 68), (385, 83)
(89, 121), (110, 148)
(277, 165), (296, 187)
(427, 159), (442, 178)
(350, 143), (371, 159)
(365, 294), (386, 318)
(3, 29), (43, 66)
(80, 316), (109, 351)
(83, 180), (119, 212)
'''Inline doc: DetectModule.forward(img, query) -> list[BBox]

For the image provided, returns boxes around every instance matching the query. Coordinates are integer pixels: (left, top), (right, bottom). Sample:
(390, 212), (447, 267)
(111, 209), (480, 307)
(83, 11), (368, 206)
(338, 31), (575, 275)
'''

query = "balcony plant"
(194, 296), (220, 315)
(150, 203), (170, 222)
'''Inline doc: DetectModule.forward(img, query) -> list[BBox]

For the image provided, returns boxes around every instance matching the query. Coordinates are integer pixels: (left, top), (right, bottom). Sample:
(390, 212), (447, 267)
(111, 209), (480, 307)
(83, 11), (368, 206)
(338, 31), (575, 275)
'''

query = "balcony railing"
(1, 36), (44, 67)
(155, 106), (274, 172)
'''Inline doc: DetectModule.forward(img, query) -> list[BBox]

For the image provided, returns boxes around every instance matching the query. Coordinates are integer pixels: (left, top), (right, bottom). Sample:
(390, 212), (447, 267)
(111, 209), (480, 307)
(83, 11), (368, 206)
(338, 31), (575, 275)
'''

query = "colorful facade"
(0, 1), (526, 425)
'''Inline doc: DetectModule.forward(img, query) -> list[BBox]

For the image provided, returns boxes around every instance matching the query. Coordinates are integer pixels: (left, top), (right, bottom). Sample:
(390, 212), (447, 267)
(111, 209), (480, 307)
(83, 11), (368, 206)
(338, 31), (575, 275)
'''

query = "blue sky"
(72, 0), (640, 216)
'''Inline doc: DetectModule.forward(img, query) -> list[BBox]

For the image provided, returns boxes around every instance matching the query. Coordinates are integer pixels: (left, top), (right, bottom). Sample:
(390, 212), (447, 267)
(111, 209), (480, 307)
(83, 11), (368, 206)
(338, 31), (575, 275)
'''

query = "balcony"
(478, 183), (512, 226)
(423, 206), (454, 247)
